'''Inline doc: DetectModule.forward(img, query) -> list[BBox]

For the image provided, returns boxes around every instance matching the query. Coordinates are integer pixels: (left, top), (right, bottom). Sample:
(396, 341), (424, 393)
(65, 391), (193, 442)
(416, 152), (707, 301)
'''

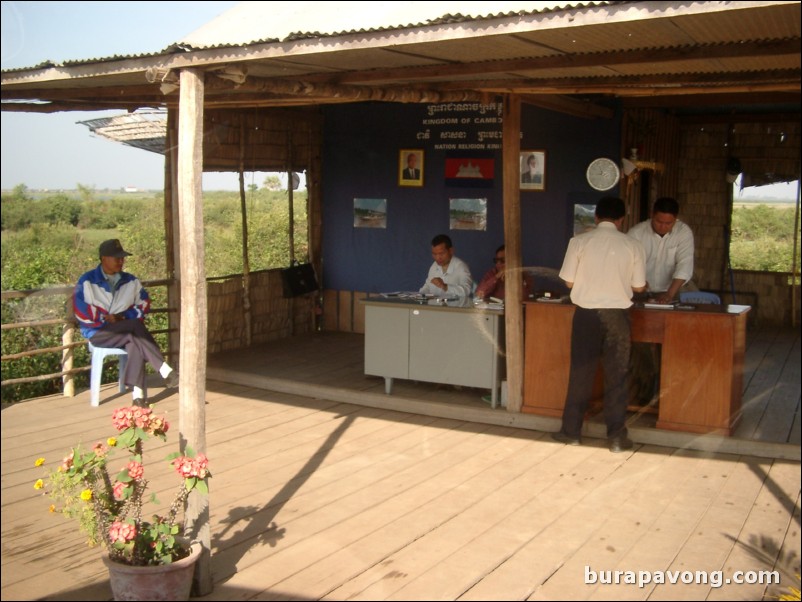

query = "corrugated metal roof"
(1, 0), (798, 119)
(176, 1), (605, 50)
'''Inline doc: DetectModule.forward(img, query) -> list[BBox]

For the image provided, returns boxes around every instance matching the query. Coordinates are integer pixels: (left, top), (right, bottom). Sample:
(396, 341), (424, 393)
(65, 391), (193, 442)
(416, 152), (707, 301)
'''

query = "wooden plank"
(706, 459), (802, 601)
(338, 290), (353, 332)
(321, 289), (339, 331)
(467, 447), (717, 600)
(353, 291), (367, 334)
(752, 332), (801, 443)
(738, 328), (789, 439)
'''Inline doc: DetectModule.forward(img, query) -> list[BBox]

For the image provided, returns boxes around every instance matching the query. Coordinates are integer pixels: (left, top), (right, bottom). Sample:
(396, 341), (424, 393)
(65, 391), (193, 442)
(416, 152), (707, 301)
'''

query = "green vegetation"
(729, 202), (800, 273)
(1, 187), (308, 403)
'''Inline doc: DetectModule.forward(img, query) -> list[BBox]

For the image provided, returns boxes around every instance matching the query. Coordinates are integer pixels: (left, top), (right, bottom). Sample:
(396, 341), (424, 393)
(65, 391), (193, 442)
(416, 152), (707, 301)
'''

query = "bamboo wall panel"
(676, 118), (800, 327)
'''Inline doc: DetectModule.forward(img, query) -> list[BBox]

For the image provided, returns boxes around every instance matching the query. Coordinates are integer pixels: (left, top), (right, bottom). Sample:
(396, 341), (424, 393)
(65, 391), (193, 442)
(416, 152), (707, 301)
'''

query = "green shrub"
(730, 205), (800, 272)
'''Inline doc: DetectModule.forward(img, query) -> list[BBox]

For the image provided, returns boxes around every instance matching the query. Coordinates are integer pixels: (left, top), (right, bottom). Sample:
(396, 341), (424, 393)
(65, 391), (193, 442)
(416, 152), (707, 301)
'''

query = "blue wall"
(321, 101), (620, 294)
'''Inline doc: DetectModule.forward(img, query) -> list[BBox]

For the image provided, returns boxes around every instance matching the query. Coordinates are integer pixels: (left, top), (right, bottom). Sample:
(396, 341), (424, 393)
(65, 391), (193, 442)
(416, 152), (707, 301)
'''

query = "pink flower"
(108, 521), (136, 543)
(147, 415), (169, 435)
(111, 406), (154, 431)
(126, 461), (144, 480)
(113, 481), (126, 500)
(172, 454), (210, 479)
(193, 454), (210, 478)
(172, 456), (194, 478)
(61, 451), (74, 471)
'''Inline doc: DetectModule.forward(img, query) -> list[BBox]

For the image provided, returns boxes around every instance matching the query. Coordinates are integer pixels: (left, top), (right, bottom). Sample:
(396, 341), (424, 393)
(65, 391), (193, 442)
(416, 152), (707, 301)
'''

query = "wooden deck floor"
(204, 327), (801, 458)
(1, 327), (799, 601)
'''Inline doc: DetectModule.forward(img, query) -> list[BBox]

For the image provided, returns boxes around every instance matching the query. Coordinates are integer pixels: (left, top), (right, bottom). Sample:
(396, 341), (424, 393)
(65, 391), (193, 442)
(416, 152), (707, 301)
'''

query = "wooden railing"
(1, 280), (174, 397)
(2, 269), (317, 401)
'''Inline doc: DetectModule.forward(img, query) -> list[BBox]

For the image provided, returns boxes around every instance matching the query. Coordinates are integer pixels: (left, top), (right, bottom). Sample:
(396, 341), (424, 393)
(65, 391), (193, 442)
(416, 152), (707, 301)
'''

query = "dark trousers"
(90, 320), (166, 390)
(561, 307), (631, 439)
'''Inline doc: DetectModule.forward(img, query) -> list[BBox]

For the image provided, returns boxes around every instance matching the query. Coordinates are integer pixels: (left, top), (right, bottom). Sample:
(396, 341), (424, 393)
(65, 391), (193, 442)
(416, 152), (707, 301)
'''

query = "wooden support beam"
(176, 68), (212, 596)
(502, 94), (524, 413)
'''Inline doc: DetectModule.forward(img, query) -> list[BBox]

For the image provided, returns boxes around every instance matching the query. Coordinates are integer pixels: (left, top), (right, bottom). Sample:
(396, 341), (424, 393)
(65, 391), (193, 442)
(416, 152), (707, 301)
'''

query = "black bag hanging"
(281, 263), (319, 297)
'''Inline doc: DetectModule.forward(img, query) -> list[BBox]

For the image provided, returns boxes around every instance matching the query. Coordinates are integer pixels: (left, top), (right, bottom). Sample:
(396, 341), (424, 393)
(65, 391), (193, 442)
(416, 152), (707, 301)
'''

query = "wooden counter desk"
(522, 300), (750, 435)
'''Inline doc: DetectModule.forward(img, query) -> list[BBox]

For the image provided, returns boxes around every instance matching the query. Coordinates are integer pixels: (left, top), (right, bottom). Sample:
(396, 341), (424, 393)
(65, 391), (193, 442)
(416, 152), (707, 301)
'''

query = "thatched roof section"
(78, 110), (167, 154)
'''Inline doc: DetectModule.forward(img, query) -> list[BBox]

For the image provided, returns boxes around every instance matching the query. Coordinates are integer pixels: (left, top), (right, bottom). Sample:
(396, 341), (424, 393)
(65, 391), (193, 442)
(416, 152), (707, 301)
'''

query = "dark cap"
(99, 239), (132, 258)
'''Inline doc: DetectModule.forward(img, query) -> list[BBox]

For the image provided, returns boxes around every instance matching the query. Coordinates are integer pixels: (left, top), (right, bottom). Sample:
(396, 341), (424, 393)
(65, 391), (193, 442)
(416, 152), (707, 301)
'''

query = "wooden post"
(176, 68), (212, 596)
(166, 109), (181, 365)
(502, 94), (524, 412)
(239, 121), (252, 347)
(62, 307), (74, 398)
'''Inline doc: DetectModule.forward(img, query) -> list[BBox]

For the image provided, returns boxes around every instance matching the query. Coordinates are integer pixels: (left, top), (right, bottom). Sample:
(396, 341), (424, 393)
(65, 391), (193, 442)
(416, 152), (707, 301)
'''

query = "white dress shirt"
(560, 222), (646, 309)
(419, 255), (473, 297)
(627, 219), (694, 293)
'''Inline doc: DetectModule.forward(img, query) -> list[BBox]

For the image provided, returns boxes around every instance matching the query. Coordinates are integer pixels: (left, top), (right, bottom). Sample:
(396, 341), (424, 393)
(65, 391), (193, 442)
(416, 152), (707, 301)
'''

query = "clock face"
(586, 158), (621, 191)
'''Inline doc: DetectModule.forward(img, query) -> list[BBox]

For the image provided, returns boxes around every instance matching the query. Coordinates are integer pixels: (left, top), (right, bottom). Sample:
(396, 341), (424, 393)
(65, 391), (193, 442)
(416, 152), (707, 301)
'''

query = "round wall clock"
(586, 157), (621, 191)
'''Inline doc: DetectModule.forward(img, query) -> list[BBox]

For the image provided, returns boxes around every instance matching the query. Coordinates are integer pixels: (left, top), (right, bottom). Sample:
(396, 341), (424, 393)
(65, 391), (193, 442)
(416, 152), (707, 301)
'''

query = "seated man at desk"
(420, 234), (473, 297)
(474, 244), (533, 301)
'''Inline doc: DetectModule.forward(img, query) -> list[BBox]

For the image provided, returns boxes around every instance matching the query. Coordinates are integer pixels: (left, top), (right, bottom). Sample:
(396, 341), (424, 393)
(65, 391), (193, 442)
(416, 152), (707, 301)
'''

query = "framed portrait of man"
(520, 150), (546, 191)
(399, 149), (424, 187)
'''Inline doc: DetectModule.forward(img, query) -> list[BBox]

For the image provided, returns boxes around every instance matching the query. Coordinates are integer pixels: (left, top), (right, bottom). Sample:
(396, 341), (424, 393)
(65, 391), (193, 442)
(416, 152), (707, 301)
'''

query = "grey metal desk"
(362, 297), (505, 407)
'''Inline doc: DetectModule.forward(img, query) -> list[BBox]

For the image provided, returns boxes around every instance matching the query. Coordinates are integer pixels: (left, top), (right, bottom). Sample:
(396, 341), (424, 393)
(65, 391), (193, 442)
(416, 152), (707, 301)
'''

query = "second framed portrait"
(398, 149), (424, 187)
(520, 150), (546, 191)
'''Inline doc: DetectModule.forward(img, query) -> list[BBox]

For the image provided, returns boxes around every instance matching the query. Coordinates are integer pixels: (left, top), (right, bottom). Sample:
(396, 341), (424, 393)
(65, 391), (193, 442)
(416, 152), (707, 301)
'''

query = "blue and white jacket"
(73, 265), (151, 339)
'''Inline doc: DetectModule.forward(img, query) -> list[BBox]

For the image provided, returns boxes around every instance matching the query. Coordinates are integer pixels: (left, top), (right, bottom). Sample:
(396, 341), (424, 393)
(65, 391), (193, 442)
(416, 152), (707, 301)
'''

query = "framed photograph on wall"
(573, 203), (596, 235)
(399, 149), (424, 187)
(353, 198), (387, 228)
(520, 150), (546, 191)
(449, 197), (487, 231)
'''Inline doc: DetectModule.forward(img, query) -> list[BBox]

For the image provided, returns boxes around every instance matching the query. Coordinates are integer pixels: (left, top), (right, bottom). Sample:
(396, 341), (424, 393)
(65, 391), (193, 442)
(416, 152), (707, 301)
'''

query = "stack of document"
(642, 302), (675, 310)
(380, 291), (433, 300)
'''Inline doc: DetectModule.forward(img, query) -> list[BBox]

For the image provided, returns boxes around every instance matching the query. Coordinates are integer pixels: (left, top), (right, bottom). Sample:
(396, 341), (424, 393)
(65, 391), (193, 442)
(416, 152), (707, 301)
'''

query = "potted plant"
(33, 405), (211, 601)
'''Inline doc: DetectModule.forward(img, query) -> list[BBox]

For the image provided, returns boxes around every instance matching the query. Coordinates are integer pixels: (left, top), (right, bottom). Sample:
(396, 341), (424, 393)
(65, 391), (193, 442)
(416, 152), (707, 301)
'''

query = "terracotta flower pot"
(102, 543), (201, 601)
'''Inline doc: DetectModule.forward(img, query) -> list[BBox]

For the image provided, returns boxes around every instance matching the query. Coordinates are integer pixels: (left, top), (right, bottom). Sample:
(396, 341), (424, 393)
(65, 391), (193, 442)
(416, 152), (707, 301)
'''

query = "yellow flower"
(49, 504), (56, 513)
(34, 479), (44, 490)
(34, 457), (45, 467)
(107, 437), (117, 447)
(80, 489), (92, 501)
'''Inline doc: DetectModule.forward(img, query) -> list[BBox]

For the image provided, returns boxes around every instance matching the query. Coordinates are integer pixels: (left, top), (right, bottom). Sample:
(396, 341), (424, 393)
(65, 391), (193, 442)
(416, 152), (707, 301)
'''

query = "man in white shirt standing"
(420, 234), (473, 297)
(553, 197), (646, 453)
(627, 197), (695, 303)
(627, 197), (696, 405)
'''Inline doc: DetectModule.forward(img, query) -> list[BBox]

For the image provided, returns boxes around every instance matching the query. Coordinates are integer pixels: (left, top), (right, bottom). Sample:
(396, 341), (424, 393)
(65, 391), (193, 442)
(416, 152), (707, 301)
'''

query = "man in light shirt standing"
(627, 197), (696, 404)
(553, 197), (646, 453)
(627, 197), (695, 303)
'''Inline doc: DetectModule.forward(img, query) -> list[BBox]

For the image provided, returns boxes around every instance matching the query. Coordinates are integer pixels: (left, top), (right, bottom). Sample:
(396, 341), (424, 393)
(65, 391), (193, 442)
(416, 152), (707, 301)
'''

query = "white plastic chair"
(679, 291), (721, 305)
(87, 343), (145, 406)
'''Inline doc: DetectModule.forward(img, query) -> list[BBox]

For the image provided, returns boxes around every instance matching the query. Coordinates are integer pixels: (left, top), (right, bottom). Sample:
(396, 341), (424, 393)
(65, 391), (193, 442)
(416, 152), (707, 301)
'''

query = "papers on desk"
(536, 296), (564, 303)
(380, 291), (433, 300)
(474, 301), (504, 310)
(642, 302), (675, 310)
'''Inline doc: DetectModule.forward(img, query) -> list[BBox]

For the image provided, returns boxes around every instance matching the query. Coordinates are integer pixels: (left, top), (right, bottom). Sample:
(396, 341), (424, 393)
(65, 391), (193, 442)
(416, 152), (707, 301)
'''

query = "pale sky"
(1, 0), (245, 191)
